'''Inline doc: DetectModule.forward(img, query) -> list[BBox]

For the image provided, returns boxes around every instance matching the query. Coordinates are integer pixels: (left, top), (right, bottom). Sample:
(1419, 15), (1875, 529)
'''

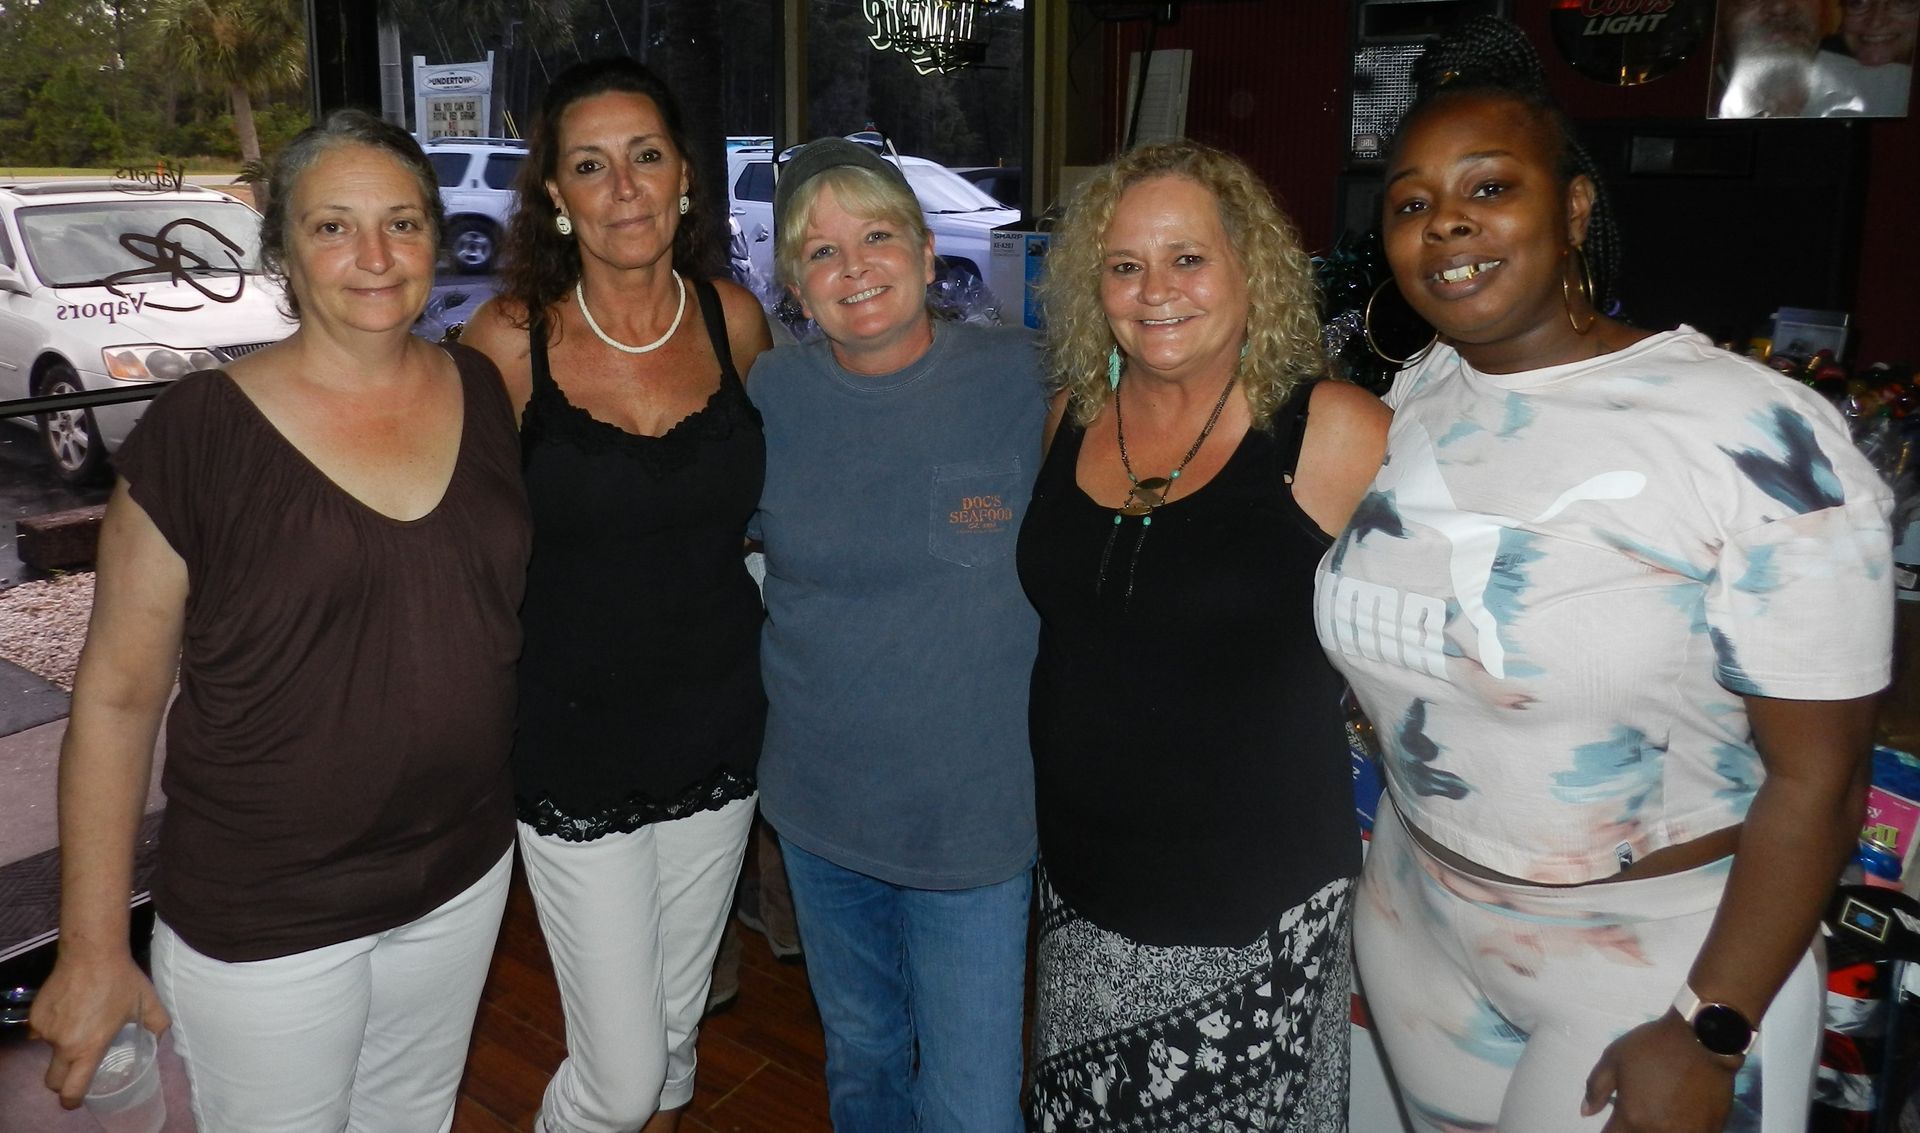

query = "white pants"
(150, 847), (512, 1133)
(517, 796), (755, 1133)
(1358, 804), (1821, 1131)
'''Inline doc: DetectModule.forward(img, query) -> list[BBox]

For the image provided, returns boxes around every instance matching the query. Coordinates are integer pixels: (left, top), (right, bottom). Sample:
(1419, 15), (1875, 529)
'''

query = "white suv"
(726, 145), (1018, 293)
(0, 180), (295, 482)
(424, 138), (528, 275)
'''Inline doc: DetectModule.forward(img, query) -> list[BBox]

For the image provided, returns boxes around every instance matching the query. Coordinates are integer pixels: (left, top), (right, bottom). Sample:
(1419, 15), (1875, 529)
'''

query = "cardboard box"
(989, 223), (1049, 331)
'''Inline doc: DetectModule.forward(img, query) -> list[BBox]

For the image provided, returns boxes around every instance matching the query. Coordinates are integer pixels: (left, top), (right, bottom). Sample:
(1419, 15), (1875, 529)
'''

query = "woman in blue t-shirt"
(746, 137), (1047, 1133)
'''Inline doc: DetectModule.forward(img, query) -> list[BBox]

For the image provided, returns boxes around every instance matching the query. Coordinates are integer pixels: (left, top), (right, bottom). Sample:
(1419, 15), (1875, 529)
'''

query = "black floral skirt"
(1027, 869), (1354, 1133)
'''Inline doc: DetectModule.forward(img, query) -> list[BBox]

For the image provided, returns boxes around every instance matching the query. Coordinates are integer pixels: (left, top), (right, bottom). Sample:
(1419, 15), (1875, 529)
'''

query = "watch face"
(1693, 1003), (1753, 1056)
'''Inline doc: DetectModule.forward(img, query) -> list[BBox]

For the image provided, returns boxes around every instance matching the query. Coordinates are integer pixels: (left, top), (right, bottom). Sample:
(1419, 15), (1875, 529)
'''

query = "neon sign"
(863, 0), (1004, 75)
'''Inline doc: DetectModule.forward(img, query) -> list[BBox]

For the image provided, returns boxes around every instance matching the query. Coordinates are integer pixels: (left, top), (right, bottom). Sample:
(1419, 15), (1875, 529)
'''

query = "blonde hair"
(773, 163), (932, 289)
(1040, 141), (1324, 429)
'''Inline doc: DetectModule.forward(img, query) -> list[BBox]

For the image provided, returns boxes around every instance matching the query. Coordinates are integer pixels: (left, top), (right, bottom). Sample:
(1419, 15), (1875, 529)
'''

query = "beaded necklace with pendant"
(1096, 367), (1238, 603)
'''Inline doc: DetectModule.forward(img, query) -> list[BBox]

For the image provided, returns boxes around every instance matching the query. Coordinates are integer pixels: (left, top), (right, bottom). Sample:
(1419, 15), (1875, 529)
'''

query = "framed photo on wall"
(1708, 0), (1914, 118)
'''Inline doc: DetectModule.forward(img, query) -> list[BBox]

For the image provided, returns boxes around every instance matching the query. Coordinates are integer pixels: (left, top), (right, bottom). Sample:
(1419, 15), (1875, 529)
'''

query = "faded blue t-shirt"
(749, 322), (1047, 889)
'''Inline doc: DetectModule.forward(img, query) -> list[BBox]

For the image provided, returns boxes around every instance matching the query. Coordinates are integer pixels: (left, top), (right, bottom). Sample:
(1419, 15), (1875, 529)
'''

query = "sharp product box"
(990, 221), (1049, 330)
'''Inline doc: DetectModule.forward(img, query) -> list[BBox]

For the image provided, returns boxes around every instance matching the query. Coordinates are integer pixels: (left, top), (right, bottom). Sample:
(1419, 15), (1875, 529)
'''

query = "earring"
(555, 213), (573, 237)
(1563, 246), (1598, 335)
(1363, 278), (1437, 367)
(678, 195), (690, 216)
(1108, 345), (1124, 391)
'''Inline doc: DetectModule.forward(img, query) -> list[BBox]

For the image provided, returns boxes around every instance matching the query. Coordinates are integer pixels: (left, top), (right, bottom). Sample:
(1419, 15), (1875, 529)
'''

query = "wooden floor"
(449, 863), (831, 1133)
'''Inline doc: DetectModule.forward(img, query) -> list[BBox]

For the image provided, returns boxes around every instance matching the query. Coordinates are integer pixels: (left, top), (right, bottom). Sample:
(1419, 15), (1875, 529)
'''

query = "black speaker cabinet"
(1349, 0), (1508, 163)
(1575, 117), (1865, 342)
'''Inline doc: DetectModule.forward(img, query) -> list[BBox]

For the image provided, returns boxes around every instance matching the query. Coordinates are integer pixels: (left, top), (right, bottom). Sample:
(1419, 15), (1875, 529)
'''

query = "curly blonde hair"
(1039, 141), (1324, 429)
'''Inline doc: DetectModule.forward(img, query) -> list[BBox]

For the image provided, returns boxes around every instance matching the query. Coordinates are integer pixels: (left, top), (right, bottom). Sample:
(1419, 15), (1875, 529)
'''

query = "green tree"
(25, 64), (125, 166)
(386, 0), (581, 59)
(807, 4), (873, 139)
(149, 0), (305, 188)
(0, 0), (116, 163)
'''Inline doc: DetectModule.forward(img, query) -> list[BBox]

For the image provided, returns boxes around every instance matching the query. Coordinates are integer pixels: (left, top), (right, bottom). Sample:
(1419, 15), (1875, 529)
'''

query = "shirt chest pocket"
(929, 458), (1024, 568)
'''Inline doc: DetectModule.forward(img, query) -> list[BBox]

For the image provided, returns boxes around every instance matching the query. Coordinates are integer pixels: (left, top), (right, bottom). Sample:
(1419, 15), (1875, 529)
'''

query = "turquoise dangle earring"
(1108, 346), (1123, 391)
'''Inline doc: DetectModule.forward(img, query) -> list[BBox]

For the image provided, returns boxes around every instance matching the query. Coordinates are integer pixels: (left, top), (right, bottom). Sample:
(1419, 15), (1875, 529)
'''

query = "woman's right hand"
(33, 482), (185, 1108)
(30, 947), (171, 1108)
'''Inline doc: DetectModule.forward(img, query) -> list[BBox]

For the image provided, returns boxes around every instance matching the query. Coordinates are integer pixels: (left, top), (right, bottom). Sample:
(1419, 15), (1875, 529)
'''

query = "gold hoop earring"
(1364, 278), (1437, 367)
(1564, 246), (1597, 335)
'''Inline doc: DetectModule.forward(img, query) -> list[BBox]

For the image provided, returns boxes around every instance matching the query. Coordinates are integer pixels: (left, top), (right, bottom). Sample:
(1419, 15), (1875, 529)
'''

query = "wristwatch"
(1671, 984), (1756, 1057)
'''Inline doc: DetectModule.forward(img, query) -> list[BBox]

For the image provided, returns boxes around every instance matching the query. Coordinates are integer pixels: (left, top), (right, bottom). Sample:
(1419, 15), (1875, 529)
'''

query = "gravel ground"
(0, 571), (93, 690)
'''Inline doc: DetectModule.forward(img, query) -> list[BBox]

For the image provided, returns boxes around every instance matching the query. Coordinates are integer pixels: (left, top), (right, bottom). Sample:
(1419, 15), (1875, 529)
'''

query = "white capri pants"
(1357, 803), (1821, 1132)
(516, 795), (755, 1133)
(150, 846), (512, 1133)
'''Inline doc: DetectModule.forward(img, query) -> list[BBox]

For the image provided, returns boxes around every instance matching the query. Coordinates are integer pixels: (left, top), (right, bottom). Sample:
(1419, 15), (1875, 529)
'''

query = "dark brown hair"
(498, 57), (714, 323)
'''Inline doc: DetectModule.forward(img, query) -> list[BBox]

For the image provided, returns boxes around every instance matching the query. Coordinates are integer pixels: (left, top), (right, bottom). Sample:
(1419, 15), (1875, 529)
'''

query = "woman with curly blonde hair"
(1041, 142), (1329, 431)
(1015, 139), (1389, 1131)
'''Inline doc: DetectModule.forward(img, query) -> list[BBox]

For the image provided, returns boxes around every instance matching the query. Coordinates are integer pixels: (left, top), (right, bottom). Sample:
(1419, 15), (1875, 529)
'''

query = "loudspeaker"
(1575, 117), (1865, 340)
(1349, 0), (1507, 163)
(1332, 170), (1386, 246)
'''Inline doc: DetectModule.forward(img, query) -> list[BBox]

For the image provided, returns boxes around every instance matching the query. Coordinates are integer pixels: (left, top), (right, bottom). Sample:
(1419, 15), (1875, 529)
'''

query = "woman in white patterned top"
(1317, 17), (1894, 1133)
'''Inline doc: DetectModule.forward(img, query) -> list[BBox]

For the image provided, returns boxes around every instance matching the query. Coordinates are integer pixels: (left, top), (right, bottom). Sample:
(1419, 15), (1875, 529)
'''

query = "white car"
(0, 181), (295, 482)
(726, 145), (1018, 292)
(424, 137), (528, 275)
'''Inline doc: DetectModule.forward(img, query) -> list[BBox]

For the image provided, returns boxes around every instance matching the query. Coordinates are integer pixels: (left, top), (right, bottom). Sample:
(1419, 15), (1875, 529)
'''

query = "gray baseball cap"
(773, 137), (911, 228)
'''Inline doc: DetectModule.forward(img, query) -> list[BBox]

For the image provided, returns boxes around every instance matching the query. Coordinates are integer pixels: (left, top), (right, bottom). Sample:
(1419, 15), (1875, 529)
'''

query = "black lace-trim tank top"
(1017, 381), (1361, 946)
(512, 278), (765, 841)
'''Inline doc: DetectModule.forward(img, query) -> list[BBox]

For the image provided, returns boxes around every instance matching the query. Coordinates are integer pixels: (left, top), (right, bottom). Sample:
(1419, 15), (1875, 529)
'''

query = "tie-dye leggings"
(1355, 801), (1822, 1132)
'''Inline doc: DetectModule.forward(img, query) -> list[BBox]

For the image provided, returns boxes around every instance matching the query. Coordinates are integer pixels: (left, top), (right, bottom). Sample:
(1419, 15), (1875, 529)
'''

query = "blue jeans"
(779, 836), (1030, 1133)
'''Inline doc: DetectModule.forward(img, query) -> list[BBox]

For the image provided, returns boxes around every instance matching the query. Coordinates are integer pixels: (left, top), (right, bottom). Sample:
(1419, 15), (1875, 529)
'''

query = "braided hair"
(1394, 16), (1624, 314)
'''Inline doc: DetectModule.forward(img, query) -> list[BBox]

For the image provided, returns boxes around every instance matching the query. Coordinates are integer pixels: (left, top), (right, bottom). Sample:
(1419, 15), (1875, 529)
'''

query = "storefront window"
(371, 0), (1025, 317)
(377, 0), (778, 318)
(805, 2), (1026, 170)
(0, 0), (312, 184)
(792, 2), (1027, 310)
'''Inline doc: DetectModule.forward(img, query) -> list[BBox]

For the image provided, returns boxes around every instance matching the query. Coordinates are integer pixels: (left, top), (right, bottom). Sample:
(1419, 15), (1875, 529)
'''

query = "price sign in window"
(412, 55), (494, 143)
(427, 96), (482, 137)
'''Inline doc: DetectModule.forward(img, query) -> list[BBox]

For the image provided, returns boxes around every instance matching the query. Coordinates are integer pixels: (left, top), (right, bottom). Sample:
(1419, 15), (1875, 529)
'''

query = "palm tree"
(150, 0), (305, 200)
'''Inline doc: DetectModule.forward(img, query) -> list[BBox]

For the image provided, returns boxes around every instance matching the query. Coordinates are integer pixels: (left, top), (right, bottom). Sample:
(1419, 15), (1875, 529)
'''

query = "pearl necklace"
(575, 270), (686, 355)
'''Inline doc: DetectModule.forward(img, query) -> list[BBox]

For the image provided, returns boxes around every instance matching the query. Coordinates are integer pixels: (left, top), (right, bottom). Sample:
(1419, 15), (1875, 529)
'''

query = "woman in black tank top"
(461, 60), (772, 1133)
(1016, 141), (1389, 1132)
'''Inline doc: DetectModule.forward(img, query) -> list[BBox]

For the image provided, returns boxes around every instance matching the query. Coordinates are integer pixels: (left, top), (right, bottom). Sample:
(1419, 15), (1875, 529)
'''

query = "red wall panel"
(1107, 5), (1352, 255)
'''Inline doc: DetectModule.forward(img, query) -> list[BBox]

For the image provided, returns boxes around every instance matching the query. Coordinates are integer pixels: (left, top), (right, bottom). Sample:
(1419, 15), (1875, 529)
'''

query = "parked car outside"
(0, 180), (296, 482)
(424, 137), (527, 275)
(726, 144), (1019, 293)
(953, 166), (1022, 211)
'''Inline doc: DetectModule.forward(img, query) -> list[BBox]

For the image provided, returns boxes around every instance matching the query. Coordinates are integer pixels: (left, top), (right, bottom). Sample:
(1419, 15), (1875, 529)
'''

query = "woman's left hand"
(1583, 1012), (1740, 1132)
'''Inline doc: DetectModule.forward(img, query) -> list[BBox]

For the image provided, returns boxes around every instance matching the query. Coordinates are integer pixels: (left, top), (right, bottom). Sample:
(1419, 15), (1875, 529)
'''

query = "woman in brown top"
(30, 110), (530, 1133)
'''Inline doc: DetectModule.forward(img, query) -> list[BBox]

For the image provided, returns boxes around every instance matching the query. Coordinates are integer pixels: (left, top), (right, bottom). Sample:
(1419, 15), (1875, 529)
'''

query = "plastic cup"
(84, 1022), (166, 1133)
